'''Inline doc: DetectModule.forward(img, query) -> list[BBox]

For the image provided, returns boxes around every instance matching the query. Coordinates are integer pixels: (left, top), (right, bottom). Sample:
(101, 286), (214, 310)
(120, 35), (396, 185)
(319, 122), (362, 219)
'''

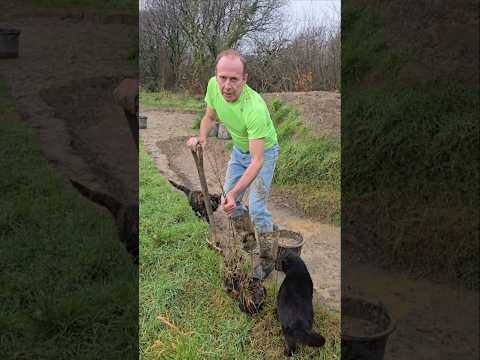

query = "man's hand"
(186, 136), (206, 150)
(222, 191), (237, 216)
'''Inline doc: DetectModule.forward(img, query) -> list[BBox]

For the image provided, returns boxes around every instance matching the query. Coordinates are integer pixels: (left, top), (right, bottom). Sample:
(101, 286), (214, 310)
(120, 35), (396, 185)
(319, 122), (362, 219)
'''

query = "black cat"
(70, 180), (138, 264)
(168, 179), (221, 222)
(277, 250), (325, 356)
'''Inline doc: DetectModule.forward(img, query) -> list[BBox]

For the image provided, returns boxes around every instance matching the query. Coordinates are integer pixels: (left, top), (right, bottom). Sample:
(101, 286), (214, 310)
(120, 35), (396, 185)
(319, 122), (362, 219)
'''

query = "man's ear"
(243, 73), (248, 82)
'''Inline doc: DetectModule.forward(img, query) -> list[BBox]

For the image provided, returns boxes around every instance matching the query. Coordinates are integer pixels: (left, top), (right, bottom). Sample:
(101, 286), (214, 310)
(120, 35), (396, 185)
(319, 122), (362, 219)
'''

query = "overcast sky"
(139, 0), (341, 29)
(286, 0), (340, 26)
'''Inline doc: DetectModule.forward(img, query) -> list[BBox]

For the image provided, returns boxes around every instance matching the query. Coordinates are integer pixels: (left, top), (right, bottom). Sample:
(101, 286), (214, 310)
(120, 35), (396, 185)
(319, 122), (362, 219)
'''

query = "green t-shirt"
(205, 76), (278, 152)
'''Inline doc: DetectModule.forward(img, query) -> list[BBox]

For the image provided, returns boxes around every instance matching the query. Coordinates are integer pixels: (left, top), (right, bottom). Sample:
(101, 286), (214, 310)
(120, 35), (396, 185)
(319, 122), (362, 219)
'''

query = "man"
(113, 78), (139, 149)
(186, 49), (279, 281)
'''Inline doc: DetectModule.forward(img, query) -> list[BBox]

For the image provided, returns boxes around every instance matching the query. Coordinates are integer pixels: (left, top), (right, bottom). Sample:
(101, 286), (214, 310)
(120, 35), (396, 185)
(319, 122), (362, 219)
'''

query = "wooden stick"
(156, 316), (193, 336)
(191, 145), (217, 245)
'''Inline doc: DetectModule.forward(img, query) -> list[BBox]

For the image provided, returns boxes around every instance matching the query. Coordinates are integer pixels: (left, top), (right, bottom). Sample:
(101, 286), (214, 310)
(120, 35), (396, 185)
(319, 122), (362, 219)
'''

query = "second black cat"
(168, 179), (221, 222)
(277, 250), (325, 356)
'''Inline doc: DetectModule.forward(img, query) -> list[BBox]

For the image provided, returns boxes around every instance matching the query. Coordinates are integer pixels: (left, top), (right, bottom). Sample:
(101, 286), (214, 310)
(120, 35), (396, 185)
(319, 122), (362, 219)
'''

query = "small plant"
(271, 98), (283, 111)
(191, 111), (203, 129)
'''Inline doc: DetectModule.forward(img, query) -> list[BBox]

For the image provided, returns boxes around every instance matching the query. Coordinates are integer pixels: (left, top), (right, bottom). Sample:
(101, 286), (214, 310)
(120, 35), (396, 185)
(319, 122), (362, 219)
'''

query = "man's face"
(215, 56), (247, 103)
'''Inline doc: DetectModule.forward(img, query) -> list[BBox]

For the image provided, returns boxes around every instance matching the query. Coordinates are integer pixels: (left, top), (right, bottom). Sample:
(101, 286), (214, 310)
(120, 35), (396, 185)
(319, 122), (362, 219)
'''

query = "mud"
(342, 316), (383, 337)
(344, 262), (479, 359)
(141, 108), (479, 359)
(0, 14), (137, 202)
(140, 109), (341, 312)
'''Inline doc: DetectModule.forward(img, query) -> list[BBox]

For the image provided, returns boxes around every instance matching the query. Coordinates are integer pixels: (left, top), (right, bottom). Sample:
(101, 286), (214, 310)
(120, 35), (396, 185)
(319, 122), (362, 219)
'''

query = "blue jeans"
(223, 144), (279, 233)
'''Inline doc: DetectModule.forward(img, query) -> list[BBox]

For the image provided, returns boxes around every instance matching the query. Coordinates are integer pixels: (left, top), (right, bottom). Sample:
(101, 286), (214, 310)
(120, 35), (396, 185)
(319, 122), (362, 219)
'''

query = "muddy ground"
(140, 109), (341, 312)
(0, 11), (137, 203)
(1, 8), (477, 359)
(141, 108), (478, 359)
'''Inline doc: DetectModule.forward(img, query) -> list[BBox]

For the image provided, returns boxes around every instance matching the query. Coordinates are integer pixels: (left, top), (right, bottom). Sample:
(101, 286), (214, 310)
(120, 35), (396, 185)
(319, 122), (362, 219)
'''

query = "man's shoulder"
(208, 76), (217, 86)
(244, 86), (269, 114)
(205, 76), (219, 109)
(206, 76), (219, 95)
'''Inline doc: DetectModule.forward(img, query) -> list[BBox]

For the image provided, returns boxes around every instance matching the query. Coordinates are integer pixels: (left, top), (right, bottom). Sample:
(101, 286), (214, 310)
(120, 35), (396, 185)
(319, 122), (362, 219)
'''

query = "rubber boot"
(231, 212), (257, 252)
(253, 231), (277, 280)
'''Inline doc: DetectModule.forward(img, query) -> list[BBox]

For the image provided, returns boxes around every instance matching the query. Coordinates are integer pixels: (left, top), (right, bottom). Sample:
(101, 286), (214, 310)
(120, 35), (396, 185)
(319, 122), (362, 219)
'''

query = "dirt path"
(141, 109), (479, 359)
(344, 261), (479, 360)
(140, 109), (341, 312)
(0, 13), (137, 202)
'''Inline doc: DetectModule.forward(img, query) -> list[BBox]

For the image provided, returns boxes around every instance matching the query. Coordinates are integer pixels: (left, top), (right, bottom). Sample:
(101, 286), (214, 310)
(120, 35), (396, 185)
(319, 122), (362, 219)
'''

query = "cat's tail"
(294, 329), (326, 347)
(168, 179), (191, 197)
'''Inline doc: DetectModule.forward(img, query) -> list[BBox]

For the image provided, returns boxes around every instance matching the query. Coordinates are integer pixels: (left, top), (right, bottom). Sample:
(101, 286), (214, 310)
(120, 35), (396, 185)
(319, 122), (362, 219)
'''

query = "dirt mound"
(262, 91), (340, 138)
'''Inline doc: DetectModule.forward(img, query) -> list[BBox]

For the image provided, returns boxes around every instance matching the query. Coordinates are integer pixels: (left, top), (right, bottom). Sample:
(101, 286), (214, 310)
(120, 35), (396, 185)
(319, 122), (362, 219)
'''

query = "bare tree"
(140, 0), (340, 92)
(140, 0), (286, 91)
(178, 0), (287, 89)
(142, 0), (189, 89)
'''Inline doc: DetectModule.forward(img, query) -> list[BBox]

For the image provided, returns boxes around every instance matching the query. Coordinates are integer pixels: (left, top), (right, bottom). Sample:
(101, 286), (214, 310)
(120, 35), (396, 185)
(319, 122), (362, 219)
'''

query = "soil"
(1, 8), (477, 359)
(262, 91), (340, 138)
(0, 11), (137, 203)
(140, 109), (341, 312)
(342, 316), (382, 337)
(141, 108), (478, 359)
(277, 230), (303, 247)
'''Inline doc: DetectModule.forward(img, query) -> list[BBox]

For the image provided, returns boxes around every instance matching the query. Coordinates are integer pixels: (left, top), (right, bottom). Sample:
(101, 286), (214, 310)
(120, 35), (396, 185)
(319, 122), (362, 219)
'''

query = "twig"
(206, 239), (223, 254)
(156, 316), (193, 336)
(205, 151), (227, 198)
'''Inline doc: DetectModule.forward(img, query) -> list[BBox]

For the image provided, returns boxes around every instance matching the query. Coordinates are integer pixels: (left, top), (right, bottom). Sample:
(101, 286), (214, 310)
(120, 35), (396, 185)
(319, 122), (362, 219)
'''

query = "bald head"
(215, 49), (247, 77)
(215, 50), (248, 102)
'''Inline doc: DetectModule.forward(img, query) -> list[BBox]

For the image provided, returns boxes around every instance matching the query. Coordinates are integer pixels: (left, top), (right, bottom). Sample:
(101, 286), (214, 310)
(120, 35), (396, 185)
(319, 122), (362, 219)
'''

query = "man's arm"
(113, 78), (138, 115)
(222, 139), (265, 216)
(186, 107), (216, 149)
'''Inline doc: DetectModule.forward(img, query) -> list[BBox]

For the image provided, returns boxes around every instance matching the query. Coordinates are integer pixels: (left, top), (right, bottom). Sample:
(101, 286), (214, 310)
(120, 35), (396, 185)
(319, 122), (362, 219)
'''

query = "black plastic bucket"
(341, 297), (396, 360)
(274, 229), (304, 272)
(138, 114), (147, 129)
(0, 29), (21, 59)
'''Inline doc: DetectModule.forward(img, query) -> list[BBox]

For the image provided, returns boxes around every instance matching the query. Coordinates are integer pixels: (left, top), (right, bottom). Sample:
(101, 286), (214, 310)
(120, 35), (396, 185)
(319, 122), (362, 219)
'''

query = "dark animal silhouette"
(277, 250), (325, 356)
(70, 180), (138, 264)
(168, 179), (221, 222)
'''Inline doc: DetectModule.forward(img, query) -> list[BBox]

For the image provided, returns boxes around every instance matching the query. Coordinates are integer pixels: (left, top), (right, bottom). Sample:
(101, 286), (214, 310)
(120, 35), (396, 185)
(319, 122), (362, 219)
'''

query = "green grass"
(139, 146), (340, 359)
(342, 1), (479, 287)
(191, 111), (204, 129)
(139, 90), (341, 224)
(0, 80), (138, 358)
(140, 90), (205, 112)
(269, 99), (341, 224)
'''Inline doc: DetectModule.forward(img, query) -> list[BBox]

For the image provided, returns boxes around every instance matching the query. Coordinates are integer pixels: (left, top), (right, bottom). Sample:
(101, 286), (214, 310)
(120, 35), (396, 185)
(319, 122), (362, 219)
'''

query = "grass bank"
(139, 89), (204, 112)
(343, 1), (479, 287)
(268, 99), (340, 224)
(139, 146), (340, 359)
(0, 80), (137, 358)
